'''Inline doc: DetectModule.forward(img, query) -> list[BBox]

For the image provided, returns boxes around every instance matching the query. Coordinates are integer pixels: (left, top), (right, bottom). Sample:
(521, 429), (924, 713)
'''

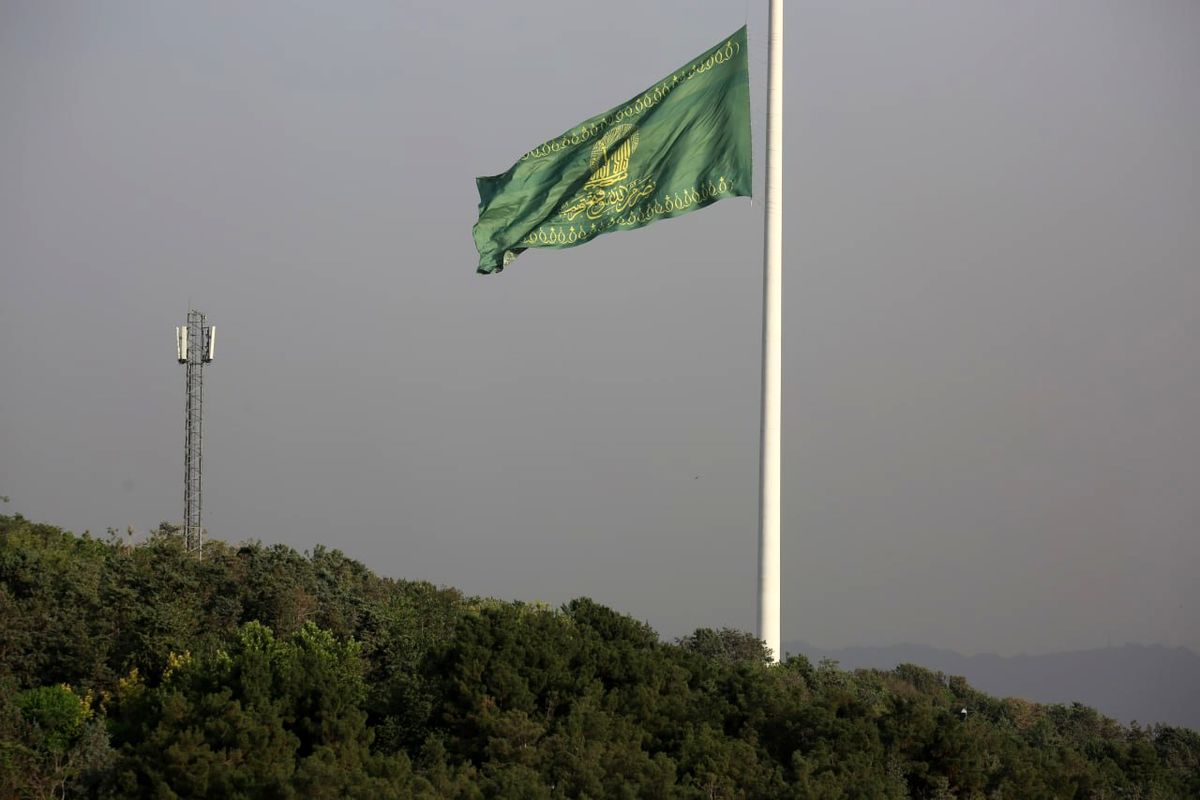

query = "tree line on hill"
(1, 512), (1197, 798)
(784, 642), (1200, 732)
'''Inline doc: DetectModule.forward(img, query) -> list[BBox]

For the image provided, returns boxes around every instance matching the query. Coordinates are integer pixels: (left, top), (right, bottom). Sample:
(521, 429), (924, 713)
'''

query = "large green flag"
(473, 27), (751, 274)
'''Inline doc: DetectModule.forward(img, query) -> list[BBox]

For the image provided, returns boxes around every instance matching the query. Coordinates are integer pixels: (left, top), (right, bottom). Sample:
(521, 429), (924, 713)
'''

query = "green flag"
(473, 27), (751, 274)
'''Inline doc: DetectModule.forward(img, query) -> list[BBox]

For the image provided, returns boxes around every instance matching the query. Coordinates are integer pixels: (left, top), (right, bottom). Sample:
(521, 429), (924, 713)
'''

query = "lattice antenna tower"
(175, 310), (215, 556)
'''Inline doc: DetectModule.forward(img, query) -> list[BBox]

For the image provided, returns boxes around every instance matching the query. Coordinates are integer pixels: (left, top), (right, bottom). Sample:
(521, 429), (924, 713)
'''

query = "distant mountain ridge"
(784, 641), (1200, 730)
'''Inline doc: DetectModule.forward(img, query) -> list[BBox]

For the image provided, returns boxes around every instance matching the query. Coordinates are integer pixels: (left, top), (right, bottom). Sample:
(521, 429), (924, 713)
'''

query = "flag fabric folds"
(472, 26), (751, 274)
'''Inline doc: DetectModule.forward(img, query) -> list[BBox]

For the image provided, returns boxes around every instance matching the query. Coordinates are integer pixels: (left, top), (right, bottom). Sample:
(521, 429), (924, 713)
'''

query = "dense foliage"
(1, 513), (1197, 799)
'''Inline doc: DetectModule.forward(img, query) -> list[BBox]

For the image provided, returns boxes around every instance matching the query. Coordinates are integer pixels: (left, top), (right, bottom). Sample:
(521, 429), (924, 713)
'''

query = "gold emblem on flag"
(557, 124), (655, 223)
(585, 124), (639, 188)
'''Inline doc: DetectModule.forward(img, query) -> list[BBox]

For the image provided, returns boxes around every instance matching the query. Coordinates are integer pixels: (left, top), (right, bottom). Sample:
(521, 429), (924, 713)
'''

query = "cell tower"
(175, 310), (215, 556)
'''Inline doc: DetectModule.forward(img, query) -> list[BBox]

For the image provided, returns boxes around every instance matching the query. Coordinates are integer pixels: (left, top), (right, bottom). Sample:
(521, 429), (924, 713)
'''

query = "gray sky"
(2, 0), (1197, 656)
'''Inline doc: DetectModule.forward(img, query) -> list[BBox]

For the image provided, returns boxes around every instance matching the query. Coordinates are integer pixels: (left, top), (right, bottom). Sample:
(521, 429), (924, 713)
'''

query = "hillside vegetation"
(1, 513), (1197, 799)
(786, 642), (1200, 731)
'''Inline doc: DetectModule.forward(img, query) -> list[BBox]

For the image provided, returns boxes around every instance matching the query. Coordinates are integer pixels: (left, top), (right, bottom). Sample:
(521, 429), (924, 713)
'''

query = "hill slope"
(786, 641), (1200, 731)
(2, 513), (1198, 798)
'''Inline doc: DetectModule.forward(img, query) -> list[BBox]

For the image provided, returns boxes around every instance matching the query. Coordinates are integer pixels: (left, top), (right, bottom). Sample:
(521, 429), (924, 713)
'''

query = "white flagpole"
(758, 0), (783, 663)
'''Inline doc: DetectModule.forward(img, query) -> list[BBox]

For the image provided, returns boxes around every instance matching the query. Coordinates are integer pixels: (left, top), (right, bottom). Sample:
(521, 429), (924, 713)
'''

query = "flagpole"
(758, 0), (783, 663)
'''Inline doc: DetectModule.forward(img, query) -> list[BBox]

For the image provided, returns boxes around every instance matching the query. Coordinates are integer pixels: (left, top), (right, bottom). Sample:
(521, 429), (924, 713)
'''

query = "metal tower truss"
(177, 310), (214, 556)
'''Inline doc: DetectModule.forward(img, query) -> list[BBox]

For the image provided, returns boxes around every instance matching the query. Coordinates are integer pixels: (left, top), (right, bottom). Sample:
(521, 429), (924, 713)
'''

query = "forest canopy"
(1, 513), (1197, 799)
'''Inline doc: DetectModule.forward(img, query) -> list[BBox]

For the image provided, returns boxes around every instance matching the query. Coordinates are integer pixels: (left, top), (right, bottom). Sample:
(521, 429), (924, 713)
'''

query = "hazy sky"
(2, 1), (1197, 656)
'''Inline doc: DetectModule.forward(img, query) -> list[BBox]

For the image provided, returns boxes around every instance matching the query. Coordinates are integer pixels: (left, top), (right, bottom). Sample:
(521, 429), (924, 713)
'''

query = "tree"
(677, 628), (771, 667)
(0, 683), (111, 800)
